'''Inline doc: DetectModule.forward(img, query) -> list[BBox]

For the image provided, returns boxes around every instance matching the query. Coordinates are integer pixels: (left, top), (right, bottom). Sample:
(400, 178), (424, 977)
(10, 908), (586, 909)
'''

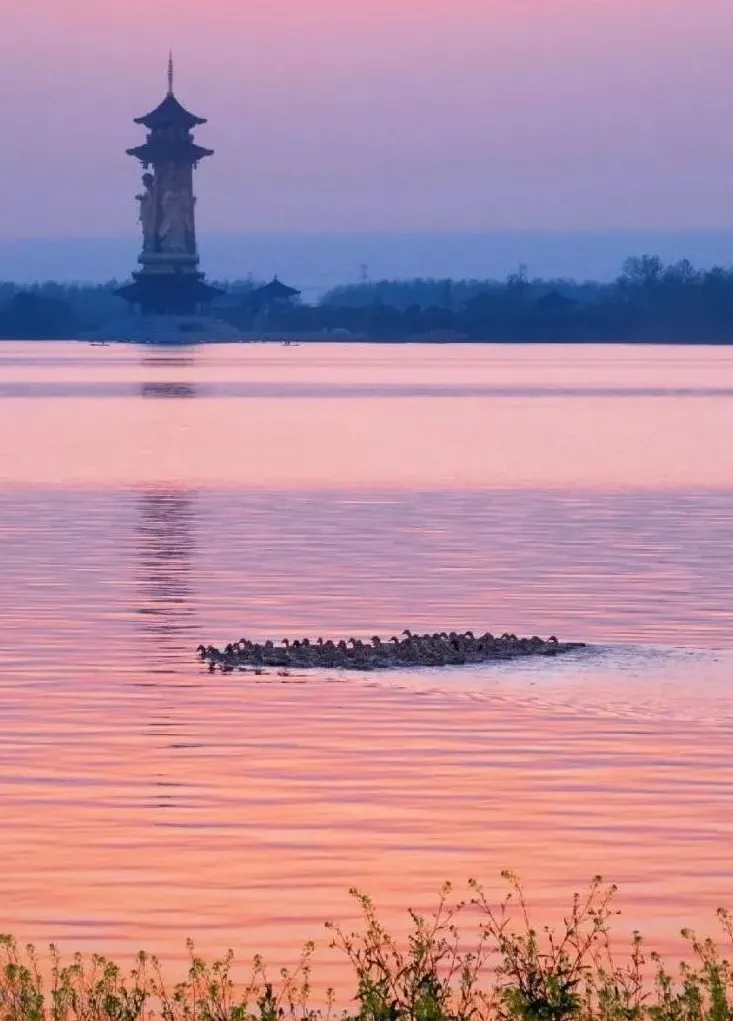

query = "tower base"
(83, 314), (246, 345)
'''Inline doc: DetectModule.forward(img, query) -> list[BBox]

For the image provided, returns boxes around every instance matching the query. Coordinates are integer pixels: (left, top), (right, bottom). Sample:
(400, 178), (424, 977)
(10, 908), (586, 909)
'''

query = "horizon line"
(5, 227), (733, 242)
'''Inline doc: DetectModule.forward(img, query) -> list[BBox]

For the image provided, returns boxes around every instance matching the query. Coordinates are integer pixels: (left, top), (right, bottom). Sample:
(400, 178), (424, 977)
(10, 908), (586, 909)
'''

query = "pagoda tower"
(117, 57), (222, 316)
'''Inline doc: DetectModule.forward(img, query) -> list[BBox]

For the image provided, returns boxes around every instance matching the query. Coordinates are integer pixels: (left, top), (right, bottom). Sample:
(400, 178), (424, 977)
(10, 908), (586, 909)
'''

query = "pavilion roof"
(251, 278), (301, 300)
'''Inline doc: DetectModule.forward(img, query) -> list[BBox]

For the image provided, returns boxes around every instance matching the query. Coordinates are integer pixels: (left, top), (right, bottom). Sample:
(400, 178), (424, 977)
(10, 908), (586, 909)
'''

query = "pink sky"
(1, 0), (732, 236)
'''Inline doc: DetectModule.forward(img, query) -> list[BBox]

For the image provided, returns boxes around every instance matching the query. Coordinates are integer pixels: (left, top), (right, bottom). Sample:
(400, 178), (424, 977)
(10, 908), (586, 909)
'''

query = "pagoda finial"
(167, 51), (174, 96)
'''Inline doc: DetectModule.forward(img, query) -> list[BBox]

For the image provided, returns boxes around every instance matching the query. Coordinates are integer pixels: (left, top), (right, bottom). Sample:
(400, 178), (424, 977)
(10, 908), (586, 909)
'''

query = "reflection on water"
(135, 357), (197, 661)
(139, 351), (198, 402)
(3, 342), (733, 490)
(0, 342), (732, 970)
(136, 487), (198, 667)
(140, 382), (198, 399)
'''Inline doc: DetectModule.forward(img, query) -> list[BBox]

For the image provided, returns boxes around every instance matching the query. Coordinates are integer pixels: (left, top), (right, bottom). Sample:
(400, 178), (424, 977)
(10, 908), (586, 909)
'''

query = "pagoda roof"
(134, 93), (207, 130)
(127, 139), (214, 164)
(116, 274), (223, 311)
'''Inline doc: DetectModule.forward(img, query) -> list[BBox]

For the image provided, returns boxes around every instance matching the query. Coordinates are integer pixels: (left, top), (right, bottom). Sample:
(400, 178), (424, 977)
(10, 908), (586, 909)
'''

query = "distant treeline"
(4, 257), (733, 342)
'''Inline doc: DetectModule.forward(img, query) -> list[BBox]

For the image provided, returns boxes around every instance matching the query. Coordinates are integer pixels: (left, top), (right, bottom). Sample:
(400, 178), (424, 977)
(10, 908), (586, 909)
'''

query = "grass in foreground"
(1, 875), (731, 1021)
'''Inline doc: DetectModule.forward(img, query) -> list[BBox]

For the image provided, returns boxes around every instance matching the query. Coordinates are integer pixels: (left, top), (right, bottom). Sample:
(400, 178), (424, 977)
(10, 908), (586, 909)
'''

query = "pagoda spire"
(167, 51), (174, 96)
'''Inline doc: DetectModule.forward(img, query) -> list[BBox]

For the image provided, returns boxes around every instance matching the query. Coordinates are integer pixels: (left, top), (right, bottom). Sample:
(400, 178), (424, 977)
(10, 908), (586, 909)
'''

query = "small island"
(197, 630), (587, 672)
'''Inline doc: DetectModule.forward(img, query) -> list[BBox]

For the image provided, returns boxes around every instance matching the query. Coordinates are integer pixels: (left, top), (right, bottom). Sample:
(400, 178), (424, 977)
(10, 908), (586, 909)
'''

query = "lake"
(0, 341), (732, 971)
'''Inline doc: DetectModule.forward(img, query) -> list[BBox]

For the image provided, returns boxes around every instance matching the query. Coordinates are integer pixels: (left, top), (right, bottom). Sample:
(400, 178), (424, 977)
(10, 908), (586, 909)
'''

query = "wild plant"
(1, 881), (731, 1021)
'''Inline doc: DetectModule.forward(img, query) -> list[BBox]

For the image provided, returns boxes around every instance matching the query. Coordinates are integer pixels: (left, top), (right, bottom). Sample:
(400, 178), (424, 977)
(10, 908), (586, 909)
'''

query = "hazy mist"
(5, 232), (733, 299)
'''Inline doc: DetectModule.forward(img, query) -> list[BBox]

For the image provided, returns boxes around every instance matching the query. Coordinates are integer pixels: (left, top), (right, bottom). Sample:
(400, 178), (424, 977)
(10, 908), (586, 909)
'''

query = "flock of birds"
(197, 630), (586, 673)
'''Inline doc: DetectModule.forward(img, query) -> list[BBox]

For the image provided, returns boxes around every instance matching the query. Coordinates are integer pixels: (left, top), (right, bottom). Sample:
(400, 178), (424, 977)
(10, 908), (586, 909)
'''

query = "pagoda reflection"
(141, 380), (197, 399)
(134, 348), (200, 670)
(134, 482), (201, 812)
(135, 484), (198, 670)
(139, 349), (197, 399)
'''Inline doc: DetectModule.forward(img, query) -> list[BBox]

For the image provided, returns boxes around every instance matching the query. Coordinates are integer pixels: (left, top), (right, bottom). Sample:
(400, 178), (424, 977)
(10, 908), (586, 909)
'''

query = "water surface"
(1, 342), (732, 969)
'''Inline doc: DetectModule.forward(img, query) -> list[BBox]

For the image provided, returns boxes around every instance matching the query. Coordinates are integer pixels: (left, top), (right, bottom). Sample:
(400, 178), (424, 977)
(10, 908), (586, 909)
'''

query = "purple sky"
(1, 0), (732, 237)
